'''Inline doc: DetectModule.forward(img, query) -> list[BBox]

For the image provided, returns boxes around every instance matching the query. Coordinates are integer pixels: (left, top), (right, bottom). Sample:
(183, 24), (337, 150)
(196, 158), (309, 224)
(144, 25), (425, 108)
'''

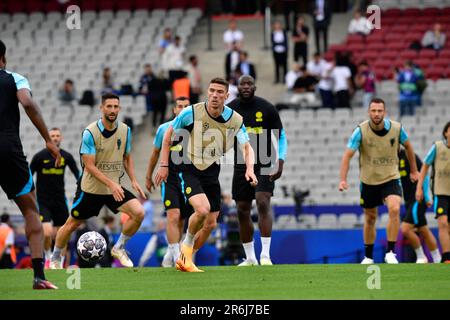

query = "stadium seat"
(419, 49), (438, 59)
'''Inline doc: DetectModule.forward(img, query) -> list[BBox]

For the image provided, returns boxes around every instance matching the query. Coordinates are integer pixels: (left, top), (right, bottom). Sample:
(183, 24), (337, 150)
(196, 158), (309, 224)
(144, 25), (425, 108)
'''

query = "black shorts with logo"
(360, 179), (403, 209)
(0, 136), (35, 199)
(434, 195), (450, 219)
(38, 197), (69, 227)
(70, 185), (136, 220)
(178, 163), (221, 212)
(162, 170), (194, 219)
(232, 165), (274, 201)
(402, 200), (427, 227)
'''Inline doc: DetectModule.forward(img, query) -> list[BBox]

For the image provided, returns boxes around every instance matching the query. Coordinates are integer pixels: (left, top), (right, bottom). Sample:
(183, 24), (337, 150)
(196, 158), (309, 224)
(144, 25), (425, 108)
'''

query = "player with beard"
(227, 75), (287, 266)
(50, 93), (146, 269)
(30, 128), (80, 267)
(339, 98), (419, 264)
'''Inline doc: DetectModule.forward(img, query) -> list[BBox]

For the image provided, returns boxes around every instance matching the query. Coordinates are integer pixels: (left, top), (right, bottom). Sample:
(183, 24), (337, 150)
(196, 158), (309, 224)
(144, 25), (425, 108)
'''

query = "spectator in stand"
(285, 62), (303, 90)
(58, 79), (77, 105)
(311, 0), (332, 54)
(348, 11), (372, 36)
(223, 19), (244, 50)
(225, 75), (239, 105)
(271, 20), (289, 84)
(422, 23), (446, 51)
(307, 52), (328, 80)
(317, 59), (334, 109)
(236, 51), (256, 80)
(412, 62), (427, 107)
(138, 65), (170, 129)
(186, 55), (202, 104)
(162, 35), (186, 84)
(397, 60), (419, 117)
(225, 41), (241, 80)
(101, 67), (118, 95)
(328, 55), (353, 109)
(292, 16), (309, 66)
(0, 213), (16, 269)
(159, 28), (173, 55)
(293, 66), (318, 93)
(356, 61), (376, 108)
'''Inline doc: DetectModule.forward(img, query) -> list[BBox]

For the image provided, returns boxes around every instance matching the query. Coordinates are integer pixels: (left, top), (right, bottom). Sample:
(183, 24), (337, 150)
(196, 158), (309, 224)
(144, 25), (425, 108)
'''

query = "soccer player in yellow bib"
(339, 98), (419, 264)
(416, 122), (450, 263)
(50, 93), (146, 269)
(155, 78), (258, 272)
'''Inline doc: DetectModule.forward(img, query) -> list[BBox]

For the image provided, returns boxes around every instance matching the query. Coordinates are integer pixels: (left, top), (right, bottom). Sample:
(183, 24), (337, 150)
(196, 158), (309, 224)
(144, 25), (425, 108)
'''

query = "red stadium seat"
(366, 32), (384, 43)
(116, 0), (134, 10)
(399, 50), (419, 60)
(379, 51), (399, 60)
(438, 50), (450, 59)
(432, 58), (450, 68)
(25, 0), (44, 13)
(441, 7), (450, 16)
(366, 42), (385, 51)
(80, 0), (97, 11)
(422, 7), (441, 17)
(403, 8), (422, 17)
(391, 25), (409, 33)
(381, 17), (397, 26)
(373, 60), (391, 70)
(414, 58), (432, 69)
(153, 0), (169, 9)
(98, 0), (115, 10)
(189, 0), (206, 10)
(7, 0), (25, 13)
(419, 49), (438, 59)
(135, 0), (152, 9)
(346, 34), (365, 45)
(44, 1), (61, 12)
(171, 0), (189, 8)
(425, 67), (443, 81)
(383, 8), (402, 17)
(347, 43), (365, 53)
(361, 51), (378, 63)
(385, 42), (407, 51)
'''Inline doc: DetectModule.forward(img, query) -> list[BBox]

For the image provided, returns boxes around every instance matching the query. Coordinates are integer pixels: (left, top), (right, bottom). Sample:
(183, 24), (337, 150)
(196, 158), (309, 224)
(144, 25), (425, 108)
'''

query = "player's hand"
(245, 170), (258, 187)
(155, 166), (168, 186)
(425, 201), (432, 208)
(146, 176), (155, 193)
(109, 182), (125, 202)
(46, 141), (61, 167)
(415, 189), (424, 202)
(338, 180), (348, 192)
(269, 160), (284, 182)
(410, 171), (419, 183)
(132, 180), (146, 199)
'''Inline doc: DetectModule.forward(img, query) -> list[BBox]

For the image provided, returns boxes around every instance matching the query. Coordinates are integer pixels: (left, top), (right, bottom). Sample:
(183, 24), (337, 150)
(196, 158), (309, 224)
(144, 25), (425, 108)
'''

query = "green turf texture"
(1, 264), (449, 300)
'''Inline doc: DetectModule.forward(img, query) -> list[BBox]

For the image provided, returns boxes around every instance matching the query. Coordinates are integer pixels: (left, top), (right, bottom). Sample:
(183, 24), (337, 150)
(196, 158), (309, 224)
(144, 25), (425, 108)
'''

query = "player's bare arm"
(242, 142), (258, 187)
(403, 140), (420, 182)
(415, 163), (430, 202)
(123, 153), (146, 199)
(155, 125), (174, 186)
(145, 147), (161, 192)
(339, 148), (356, 191)
(82, 154), (124, 202)
(17, 88), (61, 167)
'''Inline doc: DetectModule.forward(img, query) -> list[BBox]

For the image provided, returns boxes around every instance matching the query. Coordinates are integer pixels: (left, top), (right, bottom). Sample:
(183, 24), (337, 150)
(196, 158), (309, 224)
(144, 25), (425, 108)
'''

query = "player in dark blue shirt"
(0, 39), (61, 289)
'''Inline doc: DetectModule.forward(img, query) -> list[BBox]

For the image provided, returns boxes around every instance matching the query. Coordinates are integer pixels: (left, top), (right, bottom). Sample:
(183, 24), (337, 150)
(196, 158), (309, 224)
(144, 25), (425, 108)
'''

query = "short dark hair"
(65, 79), (74, 85)
(189, 55), (197, 62)
(50, 127), (61, 132)
(369, 97), (385, 109)
(443, 122), (450, 139)
(175, 96), (189, 102)
(1, 213), (10, 223)
(102, 93), (120, 104)
(0, 40), (5, 58)
(209, 77), (229, 92)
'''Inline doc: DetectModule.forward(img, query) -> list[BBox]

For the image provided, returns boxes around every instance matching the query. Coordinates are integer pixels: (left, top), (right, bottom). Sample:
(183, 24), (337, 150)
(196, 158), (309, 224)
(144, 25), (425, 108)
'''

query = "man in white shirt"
(162, 35), (186, 83)
(422, 23), (446, 51)
(223, 19), (244, 50)
(285, 63), (303, 90)
(348, 11), (372, 36)
(306, 52), (328, 78)
(329, 57), (352, 109)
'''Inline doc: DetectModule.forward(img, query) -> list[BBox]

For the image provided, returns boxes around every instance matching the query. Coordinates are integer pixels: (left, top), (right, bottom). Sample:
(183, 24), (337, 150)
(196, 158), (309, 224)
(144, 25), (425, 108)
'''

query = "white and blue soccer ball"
(77, 231), (107, 262)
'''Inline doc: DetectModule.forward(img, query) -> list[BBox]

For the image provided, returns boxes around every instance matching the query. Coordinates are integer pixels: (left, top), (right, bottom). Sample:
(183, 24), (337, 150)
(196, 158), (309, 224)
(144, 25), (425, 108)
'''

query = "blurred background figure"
(348, 11), (372, 36)
(271, 21), (288, 84)
(58, 79), (77, 106)
(311, 0), (332, 54)
(187, 55), (202, 104)
(422, 23), (446, 51)
(356, 61), (376, 108)
(223, 19), (244, 50)
(0, 213), (16, 269)
(292, 16), (309, 66)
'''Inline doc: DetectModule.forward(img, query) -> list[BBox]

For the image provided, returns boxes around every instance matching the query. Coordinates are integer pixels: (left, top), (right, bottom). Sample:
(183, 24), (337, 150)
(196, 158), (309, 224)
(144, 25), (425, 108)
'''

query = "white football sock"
(261, 237), (271, 259)
(414, 246), (426, 260)
(431, 249), (442, 263)
(44, 249), (52, 261)
(114, 233), (131, 250)
(242, 241), (256, 261)
(169, 243), (180, 260)
(183, 232), (195, 248)
(52, 246), (63, 260)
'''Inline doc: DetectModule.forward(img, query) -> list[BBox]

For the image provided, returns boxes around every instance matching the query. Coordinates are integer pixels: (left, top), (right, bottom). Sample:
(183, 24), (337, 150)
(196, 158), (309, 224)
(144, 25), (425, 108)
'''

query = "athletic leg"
(256, 192), (273, 264)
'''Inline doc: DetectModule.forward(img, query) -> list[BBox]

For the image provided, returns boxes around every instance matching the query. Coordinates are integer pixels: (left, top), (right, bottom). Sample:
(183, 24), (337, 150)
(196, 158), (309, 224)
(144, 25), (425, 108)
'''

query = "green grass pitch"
(1, 264), (449, 300)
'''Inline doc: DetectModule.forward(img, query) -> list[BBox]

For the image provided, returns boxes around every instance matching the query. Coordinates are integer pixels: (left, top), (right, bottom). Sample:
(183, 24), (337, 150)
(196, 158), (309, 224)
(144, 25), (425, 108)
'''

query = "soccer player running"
(398, 147), (441, 263)
(0, 40), (61, 289)
(155, 78), (258, 272)
(339, 98), (419, 264)
(50, 93), (146, 268)
(30, 128), (80, 267)
(145, 96), (193, 267)
(416, 122), (450, 263)
(228, 75), (288, 266)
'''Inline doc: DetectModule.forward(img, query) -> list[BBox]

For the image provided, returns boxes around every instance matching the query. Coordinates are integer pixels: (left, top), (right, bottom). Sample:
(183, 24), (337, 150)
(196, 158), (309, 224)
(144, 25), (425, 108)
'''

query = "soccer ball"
(77, 231), (107, 262)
